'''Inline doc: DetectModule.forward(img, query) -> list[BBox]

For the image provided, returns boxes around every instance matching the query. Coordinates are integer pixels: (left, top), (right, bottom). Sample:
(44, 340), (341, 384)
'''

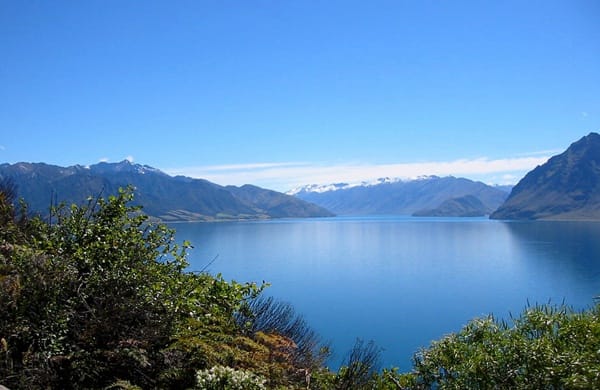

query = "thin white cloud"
(125, 155), (134, 163)
(98, 157), (109, 163)
(194, 162), (305, 172)
(165, 155), (551, 192)
(502, 174), (518, 181)
(516, 149), (561, 157)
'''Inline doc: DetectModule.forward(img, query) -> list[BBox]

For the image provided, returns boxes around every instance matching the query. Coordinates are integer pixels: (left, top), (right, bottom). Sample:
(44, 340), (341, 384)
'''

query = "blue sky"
(1, 1), (599, 191)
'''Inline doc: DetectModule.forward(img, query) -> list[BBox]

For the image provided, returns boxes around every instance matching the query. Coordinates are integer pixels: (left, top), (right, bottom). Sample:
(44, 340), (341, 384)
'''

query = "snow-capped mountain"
(87, 160), (168, 176)
(290, 175), (510, 216)
(287, 176), (435, 196)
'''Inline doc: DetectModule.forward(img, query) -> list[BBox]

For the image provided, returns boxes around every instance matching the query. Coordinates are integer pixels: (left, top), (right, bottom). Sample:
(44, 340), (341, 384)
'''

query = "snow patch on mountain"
(287, 175), (439, 195)
(88, 160), (168, 176)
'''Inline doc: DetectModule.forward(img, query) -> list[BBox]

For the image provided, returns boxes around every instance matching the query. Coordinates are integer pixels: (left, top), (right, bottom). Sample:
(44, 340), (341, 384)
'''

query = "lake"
(171, 216), (600, 370)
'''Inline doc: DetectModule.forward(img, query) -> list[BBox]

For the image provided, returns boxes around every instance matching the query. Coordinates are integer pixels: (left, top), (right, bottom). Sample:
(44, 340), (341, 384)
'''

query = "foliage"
(370, 367), (417, 390)
(310, 304), (600, 389)
(195, 365), (267, 389)
(334, 339), (382, 390)
(0, 186), (282, 389)
(237, 296), (330, 370)
(310, 339), (396, 390)
(1, 188), (203, 388)
(169, 294), (329, 388)
(410, 304), (600, 389)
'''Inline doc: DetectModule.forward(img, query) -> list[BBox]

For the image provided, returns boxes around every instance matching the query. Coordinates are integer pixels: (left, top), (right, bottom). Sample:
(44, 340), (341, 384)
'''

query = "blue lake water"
(171, 216), (600, 370)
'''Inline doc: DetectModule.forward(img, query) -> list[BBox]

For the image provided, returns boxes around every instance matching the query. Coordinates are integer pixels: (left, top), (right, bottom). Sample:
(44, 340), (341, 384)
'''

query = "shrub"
(195, 365), (267, 390)
(0, 187), (264, 389)
(237, 296), (330, 370)
(411, 304), (600, 389)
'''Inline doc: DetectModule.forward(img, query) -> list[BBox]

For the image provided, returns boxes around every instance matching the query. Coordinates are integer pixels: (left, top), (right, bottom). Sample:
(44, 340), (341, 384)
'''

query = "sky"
(1, 0), (599, 192)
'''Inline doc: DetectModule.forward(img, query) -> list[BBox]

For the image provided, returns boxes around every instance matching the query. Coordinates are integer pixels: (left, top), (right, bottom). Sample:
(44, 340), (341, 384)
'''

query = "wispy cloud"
(516, 149), (561, 157)
(125, 155), (134, 163)
(193, 162), (304, 172)
(166, 155), (551, 192)
(98, 157), (109, 163)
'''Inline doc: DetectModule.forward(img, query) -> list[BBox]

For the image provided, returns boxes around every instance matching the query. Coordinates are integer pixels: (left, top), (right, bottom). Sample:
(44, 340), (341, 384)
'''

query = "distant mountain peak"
(287, 175), (446, 195)
(287, 183), (348, 196)
(89, 160), (168, 176)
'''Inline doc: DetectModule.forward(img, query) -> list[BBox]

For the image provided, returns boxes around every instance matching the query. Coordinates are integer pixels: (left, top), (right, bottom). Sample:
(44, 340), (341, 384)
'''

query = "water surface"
(172, 216), (600, 369)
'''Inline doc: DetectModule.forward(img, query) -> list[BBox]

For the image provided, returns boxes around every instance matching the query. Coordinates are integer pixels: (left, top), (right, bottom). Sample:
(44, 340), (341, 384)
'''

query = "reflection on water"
(501, 221), (600, 291)
(172, 217), (600, 369)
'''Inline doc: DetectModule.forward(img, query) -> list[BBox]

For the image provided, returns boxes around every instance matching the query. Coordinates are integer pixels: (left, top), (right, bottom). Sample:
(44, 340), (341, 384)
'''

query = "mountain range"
(0, 161), (333, 221)
(491, 132), (600, 220)
(290, 176), (510, 216)
(3, 133), (598, 222)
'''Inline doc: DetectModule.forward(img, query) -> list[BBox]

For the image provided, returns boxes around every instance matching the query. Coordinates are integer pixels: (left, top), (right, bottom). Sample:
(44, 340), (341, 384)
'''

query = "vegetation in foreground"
(1, 184), (599, 389)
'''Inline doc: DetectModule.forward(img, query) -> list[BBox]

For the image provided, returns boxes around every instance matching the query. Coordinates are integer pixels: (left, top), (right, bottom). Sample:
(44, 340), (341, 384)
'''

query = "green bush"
(411, 304), (600, 389)
(0, 187), (264, 389)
